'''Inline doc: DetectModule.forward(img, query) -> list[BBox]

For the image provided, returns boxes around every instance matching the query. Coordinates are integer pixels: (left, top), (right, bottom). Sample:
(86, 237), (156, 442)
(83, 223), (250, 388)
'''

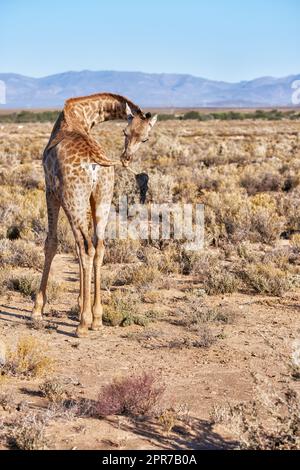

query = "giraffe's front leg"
(91, 239), (105, 330)
(76, 244), (84, 320)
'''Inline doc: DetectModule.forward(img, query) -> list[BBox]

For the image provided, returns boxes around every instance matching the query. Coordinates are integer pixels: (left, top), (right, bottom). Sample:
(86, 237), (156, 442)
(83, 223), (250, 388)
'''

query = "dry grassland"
(0, 118), (300, 449)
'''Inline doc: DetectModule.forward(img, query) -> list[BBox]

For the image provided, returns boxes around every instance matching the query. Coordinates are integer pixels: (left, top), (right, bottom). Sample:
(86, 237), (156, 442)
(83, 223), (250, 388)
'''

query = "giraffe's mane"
(64, 92), (143, 116)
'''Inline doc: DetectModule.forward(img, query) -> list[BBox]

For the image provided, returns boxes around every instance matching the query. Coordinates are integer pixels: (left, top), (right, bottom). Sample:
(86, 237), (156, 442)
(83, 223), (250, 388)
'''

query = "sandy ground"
(1, 253), (299, 450)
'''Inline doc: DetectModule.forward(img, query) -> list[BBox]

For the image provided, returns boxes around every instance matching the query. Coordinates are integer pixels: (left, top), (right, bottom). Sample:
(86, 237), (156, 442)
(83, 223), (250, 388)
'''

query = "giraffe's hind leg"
(62, 197), (95, 338)
(91, 238), (105, 330)
(76, 243), (84, 319)
(73, 227), (95, 337)
(32, 192), (60, 319)
(90, 189), (112, 331)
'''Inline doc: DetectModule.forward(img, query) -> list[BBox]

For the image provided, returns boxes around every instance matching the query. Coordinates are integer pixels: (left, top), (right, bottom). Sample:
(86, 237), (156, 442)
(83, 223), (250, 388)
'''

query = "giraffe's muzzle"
(120, 150), (132, 166)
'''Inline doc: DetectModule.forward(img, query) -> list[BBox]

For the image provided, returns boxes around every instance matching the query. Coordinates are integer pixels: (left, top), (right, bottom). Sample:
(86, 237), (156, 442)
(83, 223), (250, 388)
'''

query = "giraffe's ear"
(126, 103), (134, 121)
(149, 114), (158, 128)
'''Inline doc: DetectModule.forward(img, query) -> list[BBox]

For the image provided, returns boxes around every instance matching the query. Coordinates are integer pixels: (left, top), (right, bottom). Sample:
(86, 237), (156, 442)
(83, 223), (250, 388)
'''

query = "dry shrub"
(47, 395), (96, 420)
(210, 388), (300, 450)
(0, 164), (43, 190)
(194, 326), (216, 348)
(100, 270), (119, 290)
(103, 291), (147, 327)
(150, 132), (187, 162)
(204, 191), (252, 243)
(236, 241), (261, 263)
(140, 244), (180, 275)
(131, 264), (162, 287)
(148, 171), (175, 204)
(240, 263), (292, 296)
(175, 296), (234, 327)
(2, 336), (55, 378)
(95, 372), (164, 417)
(190, 250), (240, 295)
(8, 273), (64, 301)
(147, 242), (198, 275)
(39, 379), (68, 403)
(115, 263), (162, 288)
(198, 172), (222, 192)
(291, 233), (300, 253)
(249, 193), (284, 243)
(237, 243), (292, 271)
(210, 402), (235, 425)
(205, 270), (240, 295)
(103, 292), (132, 326)
(169, 327), (216, 349)
(157, 403), (191, 434)
(241, 170), (283, 195)
(250, 208), (284, 244)
(0, 389), (14, 411)
(17, 165), (44, 190)
(160, 246), (183, 274)
(8, 412), (47, 450)
(173, 179), (198, 203)
(142, 290), (163, 304)
(280, 189), (300, 233)
(104, 239), (139, 264)
(190, 250), (221, 277)
(262, 248), (290, 270)
(45, 278), (65, 302)
(0, 239), (43, 269)
(0, 267), (10, 295)
(8, 273), (37, 297)
(158, 408), (178, 433)
(0, 186), (47, 245)
(112, 165), (139, 205)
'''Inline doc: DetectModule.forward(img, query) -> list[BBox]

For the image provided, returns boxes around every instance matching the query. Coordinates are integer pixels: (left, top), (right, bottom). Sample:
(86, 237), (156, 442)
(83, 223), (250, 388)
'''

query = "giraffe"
(31, 93), (157, 337)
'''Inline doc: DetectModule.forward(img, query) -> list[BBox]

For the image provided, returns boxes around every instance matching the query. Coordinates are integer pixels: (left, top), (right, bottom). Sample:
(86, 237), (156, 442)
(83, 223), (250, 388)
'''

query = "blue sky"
(0, 0), (299, 82)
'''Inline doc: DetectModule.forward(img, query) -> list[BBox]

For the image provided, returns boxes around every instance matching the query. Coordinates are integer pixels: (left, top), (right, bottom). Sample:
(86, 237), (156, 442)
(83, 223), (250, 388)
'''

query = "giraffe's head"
(121, 103), (157, 166)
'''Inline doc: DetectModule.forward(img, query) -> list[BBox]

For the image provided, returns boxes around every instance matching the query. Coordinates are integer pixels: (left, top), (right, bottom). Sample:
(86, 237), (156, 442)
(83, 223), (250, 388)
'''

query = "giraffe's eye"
(142, 138), (149, 143)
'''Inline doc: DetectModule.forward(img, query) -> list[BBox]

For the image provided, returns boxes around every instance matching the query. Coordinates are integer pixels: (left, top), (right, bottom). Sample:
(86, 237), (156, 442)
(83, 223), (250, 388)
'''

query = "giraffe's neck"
(63, 93), (142, 134)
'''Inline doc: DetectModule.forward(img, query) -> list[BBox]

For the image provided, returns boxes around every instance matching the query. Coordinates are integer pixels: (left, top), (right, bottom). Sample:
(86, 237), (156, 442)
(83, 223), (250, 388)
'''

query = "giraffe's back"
(43, 141), (114, 204)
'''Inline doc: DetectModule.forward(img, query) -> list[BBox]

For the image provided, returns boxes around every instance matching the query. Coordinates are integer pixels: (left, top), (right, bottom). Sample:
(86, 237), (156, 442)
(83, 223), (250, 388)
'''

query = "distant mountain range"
(0, 70), (299, 109)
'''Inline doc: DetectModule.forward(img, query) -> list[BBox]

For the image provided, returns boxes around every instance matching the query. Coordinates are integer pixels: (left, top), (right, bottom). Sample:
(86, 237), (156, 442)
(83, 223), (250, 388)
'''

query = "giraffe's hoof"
(76, 325), (89, 338)
(91, 321), (103, 331)
(31, 312), (43, 321)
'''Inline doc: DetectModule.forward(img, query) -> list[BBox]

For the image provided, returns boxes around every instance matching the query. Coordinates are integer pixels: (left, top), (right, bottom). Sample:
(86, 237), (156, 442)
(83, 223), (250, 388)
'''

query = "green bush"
(0, 109), (299, 123)
(157, 114), (176, 121)
(0, 110), (60, 123)
(182, 111), (200, 120)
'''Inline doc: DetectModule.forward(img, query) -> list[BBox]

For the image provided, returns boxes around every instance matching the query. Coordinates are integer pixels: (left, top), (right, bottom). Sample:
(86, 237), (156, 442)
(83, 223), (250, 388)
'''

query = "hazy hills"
(0, 70), (299, 109)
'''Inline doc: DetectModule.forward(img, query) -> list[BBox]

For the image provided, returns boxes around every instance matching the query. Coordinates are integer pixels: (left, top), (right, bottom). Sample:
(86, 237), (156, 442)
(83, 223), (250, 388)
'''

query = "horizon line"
(1, 69), (299, 85)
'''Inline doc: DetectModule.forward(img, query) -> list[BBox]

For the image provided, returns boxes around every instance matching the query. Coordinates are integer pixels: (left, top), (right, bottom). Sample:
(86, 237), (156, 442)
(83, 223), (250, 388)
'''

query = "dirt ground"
(1, 251), (299, 450)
